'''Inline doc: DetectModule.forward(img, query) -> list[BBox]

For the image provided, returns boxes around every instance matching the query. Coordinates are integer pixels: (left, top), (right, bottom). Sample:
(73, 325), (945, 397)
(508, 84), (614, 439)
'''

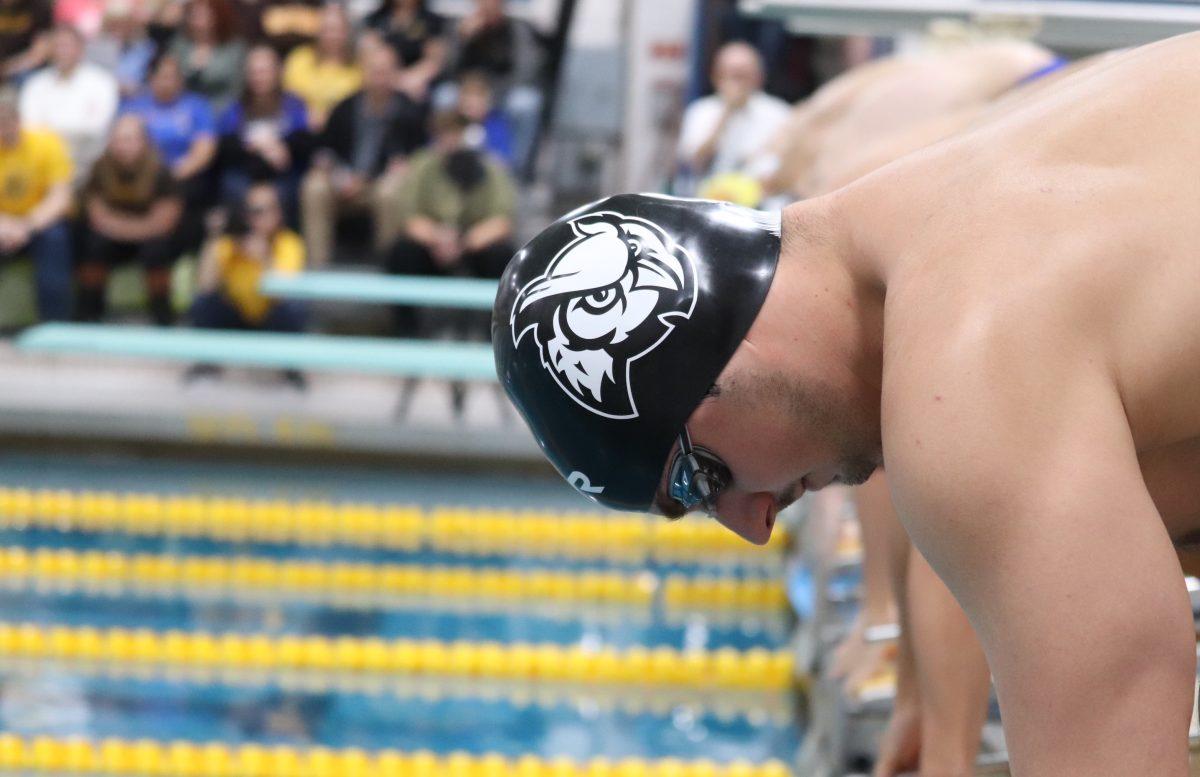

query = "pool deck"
(0, 342), (539, 460)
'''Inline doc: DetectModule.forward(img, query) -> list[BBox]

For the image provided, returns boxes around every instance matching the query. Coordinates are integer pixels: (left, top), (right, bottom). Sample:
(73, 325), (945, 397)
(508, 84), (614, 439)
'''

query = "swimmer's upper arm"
(885, 333), (1194, 775)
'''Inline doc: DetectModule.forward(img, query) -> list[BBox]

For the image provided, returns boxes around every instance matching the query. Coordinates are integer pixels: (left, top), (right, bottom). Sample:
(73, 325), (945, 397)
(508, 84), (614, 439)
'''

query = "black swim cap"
(493, 194), (781, 511)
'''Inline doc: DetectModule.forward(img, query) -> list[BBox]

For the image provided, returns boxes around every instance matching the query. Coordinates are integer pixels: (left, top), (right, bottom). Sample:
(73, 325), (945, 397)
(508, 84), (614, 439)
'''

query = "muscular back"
(864, 34), (1200, 774)
(881, 33), (1200, 511)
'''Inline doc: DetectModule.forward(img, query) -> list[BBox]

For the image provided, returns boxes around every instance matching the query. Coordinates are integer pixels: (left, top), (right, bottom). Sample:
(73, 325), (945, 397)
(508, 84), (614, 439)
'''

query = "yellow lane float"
(0, 488), (789, 564)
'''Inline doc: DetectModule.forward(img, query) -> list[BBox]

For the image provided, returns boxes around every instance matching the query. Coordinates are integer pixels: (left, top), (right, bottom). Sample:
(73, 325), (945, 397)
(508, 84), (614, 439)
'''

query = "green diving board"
(16, 324), (499, 382)
(260, 272), (499, 310)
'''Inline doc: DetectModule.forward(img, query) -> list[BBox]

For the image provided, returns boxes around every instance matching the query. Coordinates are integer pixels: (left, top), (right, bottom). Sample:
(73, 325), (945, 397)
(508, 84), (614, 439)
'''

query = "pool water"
(0, 451), (800, 773)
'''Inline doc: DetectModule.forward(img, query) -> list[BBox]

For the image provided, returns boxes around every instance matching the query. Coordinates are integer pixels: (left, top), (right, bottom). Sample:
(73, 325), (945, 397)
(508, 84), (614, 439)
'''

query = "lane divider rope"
(0, 547), (788, 612)
(0, 488), (788, 564)
(0, 623), (795, 692)
(0, 734), (793, 777)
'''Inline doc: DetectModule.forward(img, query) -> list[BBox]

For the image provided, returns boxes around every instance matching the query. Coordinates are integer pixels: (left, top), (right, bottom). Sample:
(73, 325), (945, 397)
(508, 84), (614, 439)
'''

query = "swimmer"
(495, 32), (1200, 774)
(756, 35), (1065, 197)
(790, 46), (1105, 776)
(808, 45), (1122, 777)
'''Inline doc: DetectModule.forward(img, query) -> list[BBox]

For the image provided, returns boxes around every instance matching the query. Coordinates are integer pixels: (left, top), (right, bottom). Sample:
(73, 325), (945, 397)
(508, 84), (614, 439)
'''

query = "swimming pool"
(0, 451), (800, 776)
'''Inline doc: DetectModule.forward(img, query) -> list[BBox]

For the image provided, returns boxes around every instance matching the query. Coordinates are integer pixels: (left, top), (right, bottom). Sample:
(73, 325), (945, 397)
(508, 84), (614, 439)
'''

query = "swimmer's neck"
(786, 161), (944, 292)
(776, 194), (888, 403)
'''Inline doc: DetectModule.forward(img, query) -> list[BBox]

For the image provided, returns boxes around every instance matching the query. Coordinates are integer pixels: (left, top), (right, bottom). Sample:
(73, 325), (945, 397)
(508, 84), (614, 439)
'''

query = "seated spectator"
(230, 0), (266, 42)
(385, 110), (514, 336)
(457, 70), (512, 168)
(168, 0), (246, 111)
(87, 1), (158, 100)
(300, 44), (426, 267)
(189, 181), (307, 386)
(146, 0), (184, 48)
(20, 24), (119, 180)
(676, 42), (789, 190)
(438, 0), (543, 175)
(218, 44), (309, 218)
(0, 87), (72, 321)
(365, 0), (445, 103)
(282, 2), (361, 132)
(75, 114), (183, 326)
(257, 0), (323, 57)
(0, 0), (51, 81)
(344, 0), (383, 25)
(192, 181), (305, 333)
(121, 51), (218, 254)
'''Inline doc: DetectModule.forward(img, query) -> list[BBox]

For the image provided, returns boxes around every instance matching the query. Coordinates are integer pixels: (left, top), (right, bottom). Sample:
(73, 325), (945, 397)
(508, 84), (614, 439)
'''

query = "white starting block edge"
(740, 0), (1200, 49)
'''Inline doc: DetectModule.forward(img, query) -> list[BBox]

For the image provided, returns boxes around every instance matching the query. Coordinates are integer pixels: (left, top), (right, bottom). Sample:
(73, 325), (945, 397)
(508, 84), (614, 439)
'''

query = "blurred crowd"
(0, 0), (541, 336)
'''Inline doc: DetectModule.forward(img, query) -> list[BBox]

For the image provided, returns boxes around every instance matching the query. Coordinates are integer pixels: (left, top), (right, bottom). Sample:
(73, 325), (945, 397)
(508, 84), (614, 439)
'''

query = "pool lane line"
(0, 488), (788, 565)
(0, 734), (793, 777)
(0, 547), (788, 615)
(0, 622), (796, 691)
(0, 624), (799, 721)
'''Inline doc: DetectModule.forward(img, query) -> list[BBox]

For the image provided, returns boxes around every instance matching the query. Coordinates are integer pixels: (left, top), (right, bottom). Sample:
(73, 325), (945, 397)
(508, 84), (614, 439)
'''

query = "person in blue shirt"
(119, 50), (217, 255)
(216, 44), (310, 224)
(456, 70), (513, 169)
(87, 2), (157, 100)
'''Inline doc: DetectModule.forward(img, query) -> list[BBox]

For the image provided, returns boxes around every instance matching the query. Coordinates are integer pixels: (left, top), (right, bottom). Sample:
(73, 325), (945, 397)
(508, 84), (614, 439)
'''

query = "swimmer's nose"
(711, 491), (776, 546)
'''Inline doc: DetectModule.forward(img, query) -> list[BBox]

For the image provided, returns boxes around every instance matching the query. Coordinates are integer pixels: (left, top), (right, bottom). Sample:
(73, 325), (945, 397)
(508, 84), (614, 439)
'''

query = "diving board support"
(260, 272), (499, 310)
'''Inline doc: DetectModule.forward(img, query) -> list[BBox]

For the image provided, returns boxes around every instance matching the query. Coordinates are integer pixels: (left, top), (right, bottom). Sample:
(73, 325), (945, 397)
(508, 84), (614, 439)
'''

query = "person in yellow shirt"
(281, 2), (361, 132)
(193, 180), (305, 330)
(189, 181), (307, 386)
(0, 86), (72, 321)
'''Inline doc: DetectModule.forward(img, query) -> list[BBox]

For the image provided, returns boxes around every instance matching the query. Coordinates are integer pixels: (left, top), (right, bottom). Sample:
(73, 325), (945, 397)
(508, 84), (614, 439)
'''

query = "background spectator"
(192, 181), (306, 337)
(300, 44), (425, 267)
(0, 87), (72, 321)
(87, 1), (158, 99)
(121, 51), (218, 256)
(385, 110), (514, 336)
(20, 24), (119, 180)
(75, 114), (182, 325)
(218, 44), (309, 218)
(282, 2), (360, 132)
(439, 0), (543, 175)
(365, 0), (446, 103)
(0, 0), (51, 81)
(146, 0), (185, 52)
(456, 70), (512, 168)
(230, 0), (266, 43)
(256, 0), (323, 57)
(343, 0), (382, 25)
(677, 41), (789, 186)
(168, 0), (246, 111)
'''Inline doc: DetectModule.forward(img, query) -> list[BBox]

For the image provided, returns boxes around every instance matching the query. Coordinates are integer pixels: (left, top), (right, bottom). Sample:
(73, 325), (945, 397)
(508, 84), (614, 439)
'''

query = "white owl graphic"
(510, 211), (698, 419)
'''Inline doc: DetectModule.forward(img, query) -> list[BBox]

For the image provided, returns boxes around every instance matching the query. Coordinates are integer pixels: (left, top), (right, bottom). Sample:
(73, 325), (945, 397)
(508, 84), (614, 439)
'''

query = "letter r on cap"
(568, 471), (604, 494)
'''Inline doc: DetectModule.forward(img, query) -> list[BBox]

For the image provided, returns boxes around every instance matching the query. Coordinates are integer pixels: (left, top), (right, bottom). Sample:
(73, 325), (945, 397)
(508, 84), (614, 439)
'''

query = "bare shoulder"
(879, 289), (1131, 539)
(879, 271), (1195, 777)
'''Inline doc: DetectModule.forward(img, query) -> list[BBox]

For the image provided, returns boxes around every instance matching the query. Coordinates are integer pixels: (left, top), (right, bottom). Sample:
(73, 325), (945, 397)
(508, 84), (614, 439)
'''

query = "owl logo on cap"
(510, 211), (698, 420)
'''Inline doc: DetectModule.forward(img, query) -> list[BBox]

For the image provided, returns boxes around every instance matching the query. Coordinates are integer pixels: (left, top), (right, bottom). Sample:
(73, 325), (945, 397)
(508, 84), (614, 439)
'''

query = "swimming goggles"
(667, 426), (731, 516)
